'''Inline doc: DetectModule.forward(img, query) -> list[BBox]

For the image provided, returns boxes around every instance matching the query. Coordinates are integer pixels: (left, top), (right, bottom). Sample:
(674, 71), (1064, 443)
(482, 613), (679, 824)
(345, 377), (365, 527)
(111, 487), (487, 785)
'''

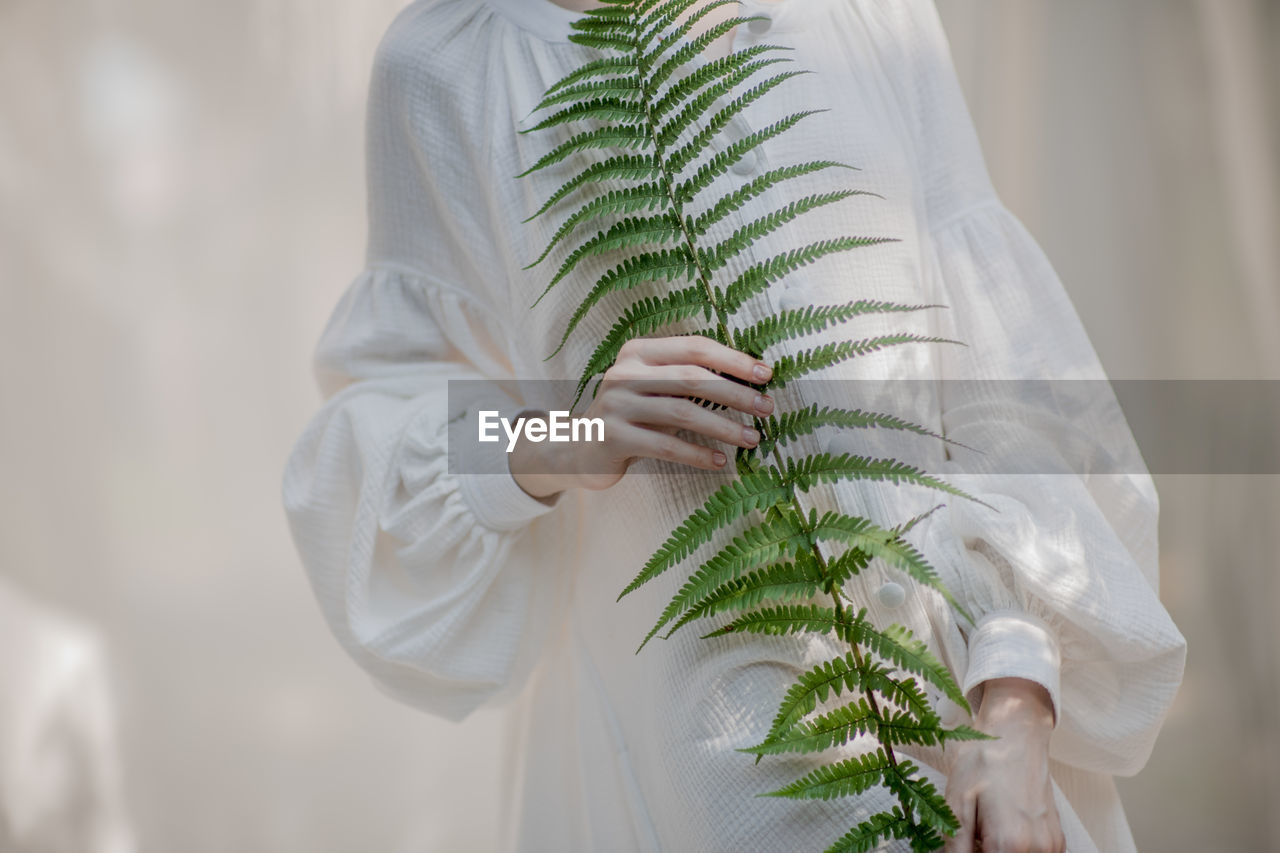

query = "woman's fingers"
(608, 365), (774, 418)
(619, 394), (761, 449)
(611, 423), (730, 471)
(622, 335), (773, 385)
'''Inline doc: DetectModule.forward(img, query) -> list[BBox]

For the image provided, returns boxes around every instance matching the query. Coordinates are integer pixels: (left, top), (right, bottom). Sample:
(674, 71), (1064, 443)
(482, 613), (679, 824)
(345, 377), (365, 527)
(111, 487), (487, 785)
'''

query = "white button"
(748, 15), (772, 34)
(824, 431), (857, 457)
(730, 149), (758, 177)
(876, 581), (907, 609)
(777, 288), (808, 313)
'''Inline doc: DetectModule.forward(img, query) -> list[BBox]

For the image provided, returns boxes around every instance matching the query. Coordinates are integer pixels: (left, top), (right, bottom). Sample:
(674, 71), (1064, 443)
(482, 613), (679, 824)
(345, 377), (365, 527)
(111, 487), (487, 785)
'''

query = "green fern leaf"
(883, 762), (959, 836)
(663, 555), (825, 638)
(637, 513), (814, 650)
(523, 154), (660, 224)
(705, 603), (848, 641)
(807, 515), (976, 625)
(821, 809), (915, 853)
(700, 190), (864, 271)
(568, 31), (637, 52)
(734, 300), (939, 356)
(515, 125), (651, 179)
(620, 454), (969, 605)
(542, 213), (684, 290)
(763, 652), (865, 742)
(658, 61), (797, 148)
(762, 749), (890, 801)
(722, 237), (897, 311)
(667, 71), (812, 174)
(550, 247), (698, 357)
(691, 163), (863, 237)
(532, 77), (643, 114)
(739, 697), (876, 755)
(652, 44), (792, 122)
(770, 335), (964, 385)
(750, 403), (954, 461)
(677, 110), (825, 202)
(520, 97), (647, 135)
(847, 617), (969, 711)
(541, 55), (636, 98)
(527, 184), (670, 289)
(644, 6), (753, 81)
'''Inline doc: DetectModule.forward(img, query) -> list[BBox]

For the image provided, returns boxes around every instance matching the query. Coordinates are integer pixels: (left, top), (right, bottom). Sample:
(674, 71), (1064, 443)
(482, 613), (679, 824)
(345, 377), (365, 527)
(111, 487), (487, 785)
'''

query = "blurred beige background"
(0, 0), (1276, 850)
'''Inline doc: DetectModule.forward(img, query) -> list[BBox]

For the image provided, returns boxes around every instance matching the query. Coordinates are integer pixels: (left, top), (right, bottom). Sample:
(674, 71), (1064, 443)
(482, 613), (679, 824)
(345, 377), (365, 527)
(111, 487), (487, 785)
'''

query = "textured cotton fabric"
(280, 0), (1188, 850)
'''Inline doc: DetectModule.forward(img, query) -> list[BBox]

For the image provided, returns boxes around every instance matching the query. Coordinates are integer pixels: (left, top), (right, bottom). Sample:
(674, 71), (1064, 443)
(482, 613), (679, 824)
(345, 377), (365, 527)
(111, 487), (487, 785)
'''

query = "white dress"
(280, 0), (1188, 850)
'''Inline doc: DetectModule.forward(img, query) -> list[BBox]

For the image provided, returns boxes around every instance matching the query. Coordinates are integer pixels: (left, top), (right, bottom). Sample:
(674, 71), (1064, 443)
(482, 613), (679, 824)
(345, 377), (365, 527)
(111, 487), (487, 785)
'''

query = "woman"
(281, 0), (1187, 849)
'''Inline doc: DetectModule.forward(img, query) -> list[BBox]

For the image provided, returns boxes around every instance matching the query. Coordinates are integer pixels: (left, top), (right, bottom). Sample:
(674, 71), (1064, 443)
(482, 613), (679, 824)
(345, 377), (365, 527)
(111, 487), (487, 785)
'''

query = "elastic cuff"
(962, 609), (1061, 727)
(454, 402), (562, 532)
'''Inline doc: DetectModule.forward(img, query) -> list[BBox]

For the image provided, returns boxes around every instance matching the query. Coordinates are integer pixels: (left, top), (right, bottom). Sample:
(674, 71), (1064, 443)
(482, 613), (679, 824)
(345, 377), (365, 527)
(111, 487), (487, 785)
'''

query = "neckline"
(484, 0), (812, 46)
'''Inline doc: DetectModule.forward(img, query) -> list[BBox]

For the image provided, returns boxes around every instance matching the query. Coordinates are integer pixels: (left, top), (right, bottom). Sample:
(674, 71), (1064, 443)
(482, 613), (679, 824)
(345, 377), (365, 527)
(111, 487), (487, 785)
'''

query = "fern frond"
(734, 300), (935, 356)
(550, 247), (698, 357)
(677, 110), (825, 201)
(739, 697), (876, 755)
(520, 97), (647, 135)
(652, 44), (792, 122)
(531, 77), (641, 114)
(516, 7), (979, 846)
(667, 70), (812, 174)
(700, 190), (868, 272)
(762, 750), (890, 801)
(620, 454), (971, 605)
(541, 55), (636, 98)
(883, 762), (958, 836)
(806, 515), (976, 625)
(516, 125), (651, 179)
(663, 555), (825, 638)
(645, 7), (754, 84)
(770, 335), (964, 385)
(527, 183), (669, 281)
(568, 31), (637, 52)
(822, 809), (915, 853)
(705, 603), (847, 640)
(847, 617), (969, 710)
(658, 61), (798, 148)
(750, 403), (954, 460)
(692, 163), (863, 237)
(637, 512), (813, 650)
(763, 652), (866, 742)
(542, 213), (684, 291)
(722, 237), (898, 311)
(523, 154), (660, 224)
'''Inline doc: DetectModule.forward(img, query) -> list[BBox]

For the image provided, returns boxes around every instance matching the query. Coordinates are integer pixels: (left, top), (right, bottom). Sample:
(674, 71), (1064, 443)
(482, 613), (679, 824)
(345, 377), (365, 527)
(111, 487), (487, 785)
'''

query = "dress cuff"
(961, 609), (1062, 727)
(454, 402), (562, 532)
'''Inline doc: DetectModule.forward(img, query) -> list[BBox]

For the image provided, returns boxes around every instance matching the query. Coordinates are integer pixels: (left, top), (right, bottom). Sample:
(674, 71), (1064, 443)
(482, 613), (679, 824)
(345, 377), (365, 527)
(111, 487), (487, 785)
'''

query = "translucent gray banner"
(445, 379), (1280, 476)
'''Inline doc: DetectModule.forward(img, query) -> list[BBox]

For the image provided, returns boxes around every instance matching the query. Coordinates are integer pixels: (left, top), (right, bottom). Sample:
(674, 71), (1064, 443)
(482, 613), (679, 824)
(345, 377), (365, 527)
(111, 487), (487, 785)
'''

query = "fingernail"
(742, 427), (760, 446)
(712, 451), (728, 467)
(753, 363), (772, 383)
(754, 395), (773, 414)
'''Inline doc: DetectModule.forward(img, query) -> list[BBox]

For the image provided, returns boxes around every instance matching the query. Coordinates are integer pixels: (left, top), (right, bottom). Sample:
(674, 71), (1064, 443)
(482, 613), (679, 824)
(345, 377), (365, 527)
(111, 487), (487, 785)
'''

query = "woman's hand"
(510, 336), (774, 498)
(943, 677), (1066, 853)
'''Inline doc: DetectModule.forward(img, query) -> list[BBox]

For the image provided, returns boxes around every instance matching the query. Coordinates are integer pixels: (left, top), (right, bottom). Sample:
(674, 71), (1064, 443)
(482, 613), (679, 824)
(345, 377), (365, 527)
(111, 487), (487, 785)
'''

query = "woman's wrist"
(974, 677), (1056, 739)
(509, 425), (578, 499)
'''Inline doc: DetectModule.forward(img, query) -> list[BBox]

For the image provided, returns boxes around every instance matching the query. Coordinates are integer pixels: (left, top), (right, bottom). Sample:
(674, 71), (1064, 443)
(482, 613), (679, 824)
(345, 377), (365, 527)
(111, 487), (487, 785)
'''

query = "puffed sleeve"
(280, 11), (574, 723)
(889, 0), (1187, 776)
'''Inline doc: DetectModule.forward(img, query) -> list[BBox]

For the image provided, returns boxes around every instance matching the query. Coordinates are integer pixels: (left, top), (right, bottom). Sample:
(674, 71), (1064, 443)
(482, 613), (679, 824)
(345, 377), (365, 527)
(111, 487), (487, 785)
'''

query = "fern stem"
(634, 22), (918, 826)
(632, 28), (732, 341)
(794, 506), (918, 831)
